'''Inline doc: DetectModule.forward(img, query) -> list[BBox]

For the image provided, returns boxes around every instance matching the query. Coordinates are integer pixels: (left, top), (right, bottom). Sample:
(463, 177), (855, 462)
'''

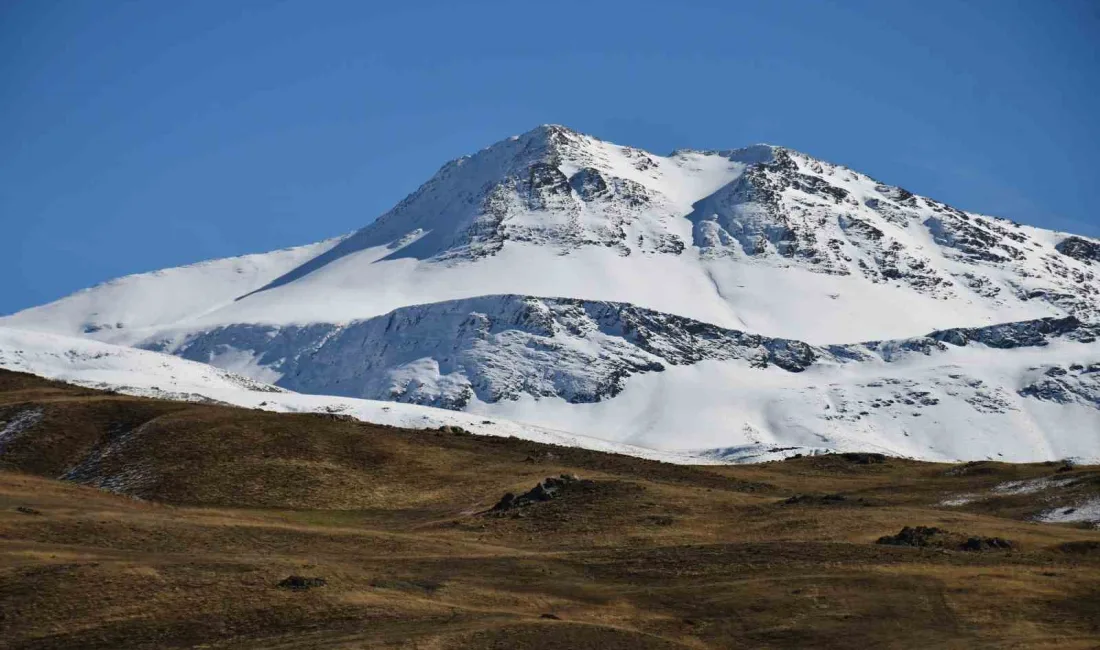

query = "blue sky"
(2, 0), (1098, 315)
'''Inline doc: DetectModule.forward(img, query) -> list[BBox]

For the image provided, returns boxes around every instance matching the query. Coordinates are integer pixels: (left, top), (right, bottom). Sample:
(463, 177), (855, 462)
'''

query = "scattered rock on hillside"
(961, 536), (1014, 551)
(944, 461), (1000, 477)
(314, 412), (359, 423)
(15, 506), (41, 516)
(841, 452), (887, 464)
(277, 576), (327, 590)
(491, 474), (589, 511)
(1056, 540), (1100, 555)
(876, 526), (1014, 552)
(782, 493), (869, 507)
(877, 526), (943, 547)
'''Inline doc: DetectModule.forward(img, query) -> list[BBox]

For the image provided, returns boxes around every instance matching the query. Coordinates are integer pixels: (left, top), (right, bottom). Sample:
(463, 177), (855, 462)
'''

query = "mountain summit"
(3, 126), (1098, 463)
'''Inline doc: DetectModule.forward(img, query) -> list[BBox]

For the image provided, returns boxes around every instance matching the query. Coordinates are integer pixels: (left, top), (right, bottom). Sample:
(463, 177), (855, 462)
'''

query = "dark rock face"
(928, 316), (1092, 349)
(568, 167), (609, 200)
(925, 213), (1012, 264)
(1057, 236), (1100, 264)
(526, 163), (572, 209)
(277, 576), (327, 590)
(1018, 363), (1100, 407)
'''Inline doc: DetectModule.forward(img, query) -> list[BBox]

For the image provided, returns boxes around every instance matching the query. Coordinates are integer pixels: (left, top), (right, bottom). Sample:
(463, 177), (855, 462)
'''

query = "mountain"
(3, 125), (1098, 463)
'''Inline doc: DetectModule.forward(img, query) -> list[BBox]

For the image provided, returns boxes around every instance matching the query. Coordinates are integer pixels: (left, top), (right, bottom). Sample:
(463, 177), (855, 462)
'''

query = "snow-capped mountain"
(3, 125), (1098, 463)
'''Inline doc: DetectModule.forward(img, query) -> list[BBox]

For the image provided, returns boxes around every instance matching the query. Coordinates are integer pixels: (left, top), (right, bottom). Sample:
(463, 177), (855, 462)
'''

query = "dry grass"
(0, 369), (1097, 648)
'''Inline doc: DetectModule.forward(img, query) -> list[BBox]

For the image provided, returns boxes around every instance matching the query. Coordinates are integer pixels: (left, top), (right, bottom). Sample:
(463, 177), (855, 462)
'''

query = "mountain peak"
(517, 123), (582, 141)
(66, 123), (1095, 339)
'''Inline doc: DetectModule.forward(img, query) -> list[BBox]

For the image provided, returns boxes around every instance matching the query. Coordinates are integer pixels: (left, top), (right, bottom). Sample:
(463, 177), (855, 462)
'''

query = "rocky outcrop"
(149, 296), (1099, 413)
(928, 316), (1097, 348)
(876, 526), (1014, 551)
(1019, 363), (1100, 407)
(151, 295), (825, 408)
(1057, 236), (1100, 265)
(491, 474), (587, 511)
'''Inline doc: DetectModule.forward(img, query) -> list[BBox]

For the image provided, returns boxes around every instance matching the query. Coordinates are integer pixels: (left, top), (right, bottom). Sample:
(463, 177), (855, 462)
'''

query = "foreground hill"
(1, 370), (1099, 648)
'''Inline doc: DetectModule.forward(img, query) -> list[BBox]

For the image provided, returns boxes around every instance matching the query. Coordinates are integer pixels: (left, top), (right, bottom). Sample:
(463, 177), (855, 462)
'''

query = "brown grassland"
(0, 369), (1098, 648)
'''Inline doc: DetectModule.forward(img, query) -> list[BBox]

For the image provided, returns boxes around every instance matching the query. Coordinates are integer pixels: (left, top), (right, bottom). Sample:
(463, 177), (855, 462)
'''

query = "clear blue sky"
(3, 0), (1098, 315)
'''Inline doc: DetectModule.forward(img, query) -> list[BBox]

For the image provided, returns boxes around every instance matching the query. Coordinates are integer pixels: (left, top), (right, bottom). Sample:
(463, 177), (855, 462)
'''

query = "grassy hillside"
(0, 369), (1097, 648)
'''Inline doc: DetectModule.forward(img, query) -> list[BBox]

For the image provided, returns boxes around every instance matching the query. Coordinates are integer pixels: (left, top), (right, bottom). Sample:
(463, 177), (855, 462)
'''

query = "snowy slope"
(5, 239), (341, 339)
(0, 327), (708, 464)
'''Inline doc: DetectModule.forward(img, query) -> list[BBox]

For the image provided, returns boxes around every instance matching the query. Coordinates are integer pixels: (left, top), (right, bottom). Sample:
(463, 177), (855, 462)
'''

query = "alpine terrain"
(4, 125), (1099, 463)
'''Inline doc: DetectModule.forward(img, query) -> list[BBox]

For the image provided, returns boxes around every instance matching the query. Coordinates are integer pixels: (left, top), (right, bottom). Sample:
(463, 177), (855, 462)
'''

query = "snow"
(0, 327), (716, 465)
(471, 342), (1100, 463)
(1035, 499), (1100, 527)
(2, 239), (340, 341)
(938, 495), (979, 507)
(992, 477), (1081, 495)
(0, 408), (44, 454)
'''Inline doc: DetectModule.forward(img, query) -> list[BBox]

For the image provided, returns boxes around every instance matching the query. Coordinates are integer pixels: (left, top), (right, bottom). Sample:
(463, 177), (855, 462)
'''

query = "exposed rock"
(840, 452), (887, 464)
(782, 493), (852, 506)
(491, 474), (588, 511)
(1018, 364), (1100, 407)
(314, 412), (359, 423)
(1057, 236), (1100, 264)
(877, 525), (944, 547)
(961, 536), (1014, 551)
(1057, 540), (1100, 555)
(436, 425), (469, 435)
(876, 526), (1015, 551)
(927, 316), (1095, 349)
(277, 576), (327, 590)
